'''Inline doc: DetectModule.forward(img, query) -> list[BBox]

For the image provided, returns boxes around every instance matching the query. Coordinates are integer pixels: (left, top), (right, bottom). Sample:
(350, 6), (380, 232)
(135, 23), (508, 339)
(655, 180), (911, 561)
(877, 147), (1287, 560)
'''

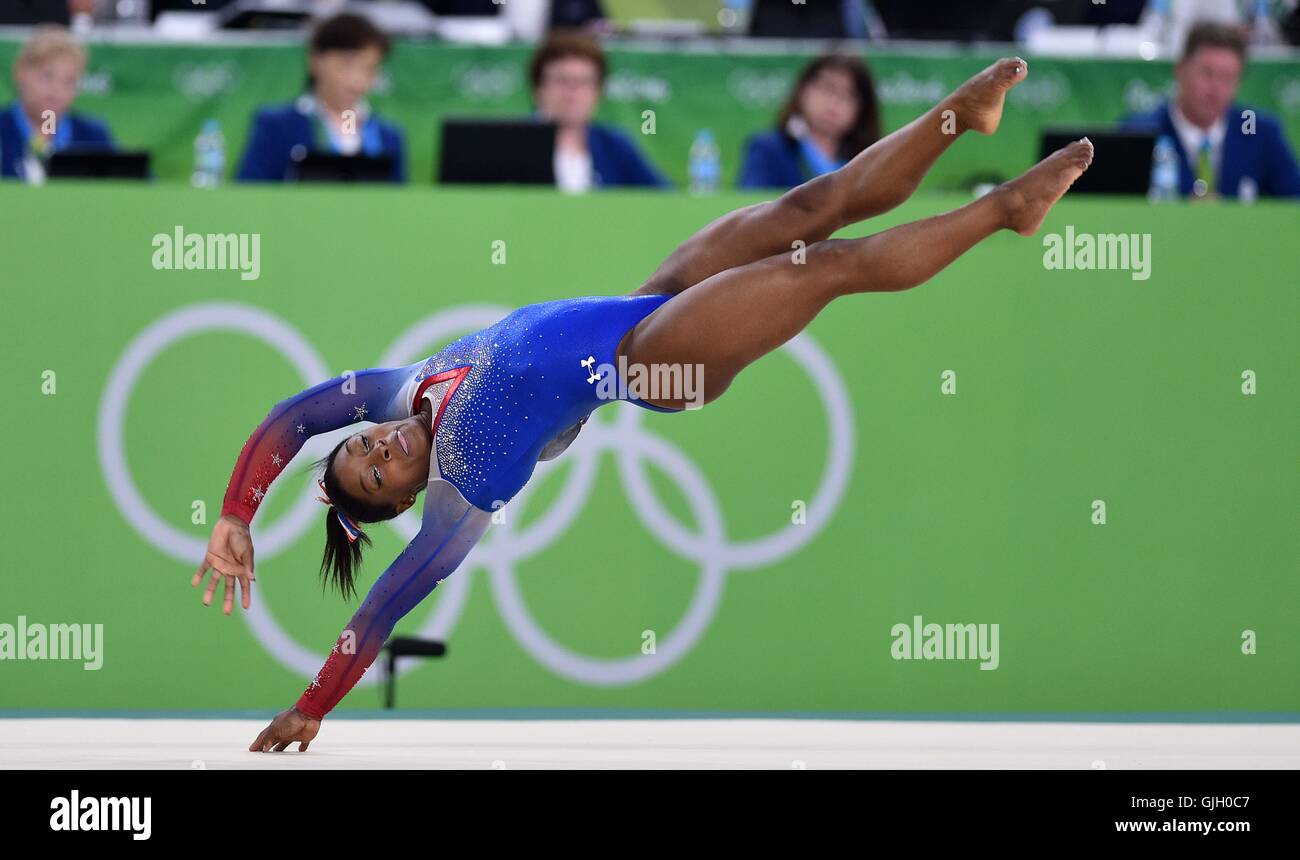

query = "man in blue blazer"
(2, 25), (115, 181)
(1120, 21), (1300, 200)
(236, 13), (406, 183)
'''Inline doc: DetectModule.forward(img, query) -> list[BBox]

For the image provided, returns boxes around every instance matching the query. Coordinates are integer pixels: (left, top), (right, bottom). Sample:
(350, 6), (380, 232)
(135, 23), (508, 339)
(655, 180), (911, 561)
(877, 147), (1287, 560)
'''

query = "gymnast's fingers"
(198, 557), (233, 594)
(202, 563), (222, 606)
(243, 544), (256, 582)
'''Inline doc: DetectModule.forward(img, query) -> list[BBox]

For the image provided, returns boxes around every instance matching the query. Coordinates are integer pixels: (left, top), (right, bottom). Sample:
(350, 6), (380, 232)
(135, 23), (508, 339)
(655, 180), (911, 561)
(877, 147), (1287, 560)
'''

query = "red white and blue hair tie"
(316, 479), (363, 543)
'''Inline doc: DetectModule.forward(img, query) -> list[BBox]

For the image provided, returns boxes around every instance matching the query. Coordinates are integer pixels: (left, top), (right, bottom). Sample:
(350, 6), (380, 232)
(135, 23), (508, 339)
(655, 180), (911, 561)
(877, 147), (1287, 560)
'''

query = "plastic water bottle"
(1014, 7), (1054, 44)
(1237, 176), (1258, 205)
(1148, 0), (1172, 47)
(688, 129), (721, 195)
(719, 0), (751, 33)
(1251, 0), (1282, 45)
(192, 119), (225, 189)
(1148, 136), (1179, 203)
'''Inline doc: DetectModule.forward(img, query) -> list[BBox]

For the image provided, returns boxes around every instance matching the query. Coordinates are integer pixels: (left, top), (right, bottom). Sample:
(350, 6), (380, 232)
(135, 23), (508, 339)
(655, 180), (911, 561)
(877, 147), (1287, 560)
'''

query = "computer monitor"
(437, 118), (556, 186)
(46, 149), (151, 180)
(289, 152), (396, 184)
(0, 0), (70, 26)
(1039, 129), (1159, 194)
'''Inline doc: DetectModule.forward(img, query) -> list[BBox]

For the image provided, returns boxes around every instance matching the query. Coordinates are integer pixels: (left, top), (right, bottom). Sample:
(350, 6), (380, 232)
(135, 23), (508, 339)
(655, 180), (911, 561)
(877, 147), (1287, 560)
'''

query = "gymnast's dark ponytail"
(313, 438), (397, 601)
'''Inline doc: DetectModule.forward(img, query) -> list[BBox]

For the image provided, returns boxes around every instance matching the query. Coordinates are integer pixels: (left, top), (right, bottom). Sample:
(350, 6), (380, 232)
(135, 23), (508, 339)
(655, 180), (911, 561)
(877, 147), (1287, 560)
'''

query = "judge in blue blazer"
(2, 26), (115, 181)
(1119, 21), (1300, 200)
(738, 53), (881, 190)
(237, 13), (406, 183)
(526, 31), (669, 192)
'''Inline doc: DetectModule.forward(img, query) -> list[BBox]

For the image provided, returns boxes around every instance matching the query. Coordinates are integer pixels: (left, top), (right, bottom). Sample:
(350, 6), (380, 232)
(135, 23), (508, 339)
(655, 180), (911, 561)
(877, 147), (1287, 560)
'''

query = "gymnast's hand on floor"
(249, 707), (320, 752)
(193, 514), (257, 615)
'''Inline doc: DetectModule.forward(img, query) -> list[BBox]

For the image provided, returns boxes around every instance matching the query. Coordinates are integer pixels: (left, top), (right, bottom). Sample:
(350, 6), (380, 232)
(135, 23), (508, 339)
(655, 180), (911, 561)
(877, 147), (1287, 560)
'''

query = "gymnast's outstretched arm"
(194, 362), (422, 613)
(249, 481), (493, 751)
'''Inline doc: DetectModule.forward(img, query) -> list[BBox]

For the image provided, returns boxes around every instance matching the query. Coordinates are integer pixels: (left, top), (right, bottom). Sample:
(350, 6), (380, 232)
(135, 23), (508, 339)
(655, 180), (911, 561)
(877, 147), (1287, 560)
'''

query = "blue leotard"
(219, 293), (676, 717)
(399, 293), (677, 510)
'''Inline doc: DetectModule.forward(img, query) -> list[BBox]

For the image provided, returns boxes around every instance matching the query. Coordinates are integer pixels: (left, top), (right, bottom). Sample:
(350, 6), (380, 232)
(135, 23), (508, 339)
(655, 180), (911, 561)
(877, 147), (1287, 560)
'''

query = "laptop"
(289, 152), (396, 184)
(438, 118), (556, 185)
(1039, 129), (1158, 194)
(217, 0), (311, 30)
(46, 150), (151, 180)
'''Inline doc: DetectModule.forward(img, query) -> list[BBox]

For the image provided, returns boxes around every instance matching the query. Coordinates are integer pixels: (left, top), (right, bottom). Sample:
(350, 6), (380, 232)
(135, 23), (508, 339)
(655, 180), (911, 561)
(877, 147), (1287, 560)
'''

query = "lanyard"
(11, 101), (72, 180)
(797, 133), (847, 179)
(301, 95), (384, 156)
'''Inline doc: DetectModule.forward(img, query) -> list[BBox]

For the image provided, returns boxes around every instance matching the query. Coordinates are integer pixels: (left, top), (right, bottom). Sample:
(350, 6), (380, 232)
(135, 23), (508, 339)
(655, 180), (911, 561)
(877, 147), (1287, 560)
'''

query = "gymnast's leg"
(619, 140), (1094, 408)
(630, 58), (1028, 298)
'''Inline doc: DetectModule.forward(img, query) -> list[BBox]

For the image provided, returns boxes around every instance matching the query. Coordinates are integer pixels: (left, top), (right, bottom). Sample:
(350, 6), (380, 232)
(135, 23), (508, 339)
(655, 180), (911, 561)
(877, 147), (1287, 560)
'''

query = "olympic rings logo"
(97, 302), (855, 687)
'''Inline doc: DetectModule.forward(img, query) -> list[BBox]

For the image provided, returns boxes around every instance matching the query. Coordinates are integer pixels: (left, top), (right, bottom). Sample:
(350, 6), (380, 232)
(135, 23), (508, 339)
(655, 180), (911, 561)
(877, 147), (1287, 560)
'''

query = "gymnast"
(191, 58), (1093, 751)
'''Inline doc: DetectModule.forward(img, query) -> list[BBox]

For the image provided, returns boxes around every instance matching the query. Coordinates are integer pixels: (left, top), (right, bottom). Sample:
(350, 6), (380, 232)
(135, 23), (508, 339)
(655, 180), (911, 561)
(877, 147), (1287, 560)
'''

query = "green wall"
(0, 184), (1294, 716)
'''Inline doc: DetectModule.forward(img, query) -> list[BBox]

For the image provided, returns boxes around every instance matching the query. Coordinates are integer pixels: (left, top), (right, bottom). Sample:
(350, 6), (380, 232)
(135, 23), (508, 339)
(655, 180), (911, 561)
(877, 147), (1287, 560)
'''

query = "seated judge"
(1, 25), (115, 182)
(236, 12), (406, 183)
(1120, 21), (1300, 200)
(527, 30), (669, 192)
(738, 53), (880, 190)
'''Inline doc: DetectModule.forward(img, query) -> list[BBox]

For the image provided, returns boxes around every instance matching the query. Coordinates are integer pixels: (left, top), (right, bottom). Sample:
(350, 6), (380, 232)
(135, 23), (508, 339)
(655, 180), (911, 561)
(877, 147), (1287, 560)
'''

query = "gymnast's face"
(333, 415), (432, 514)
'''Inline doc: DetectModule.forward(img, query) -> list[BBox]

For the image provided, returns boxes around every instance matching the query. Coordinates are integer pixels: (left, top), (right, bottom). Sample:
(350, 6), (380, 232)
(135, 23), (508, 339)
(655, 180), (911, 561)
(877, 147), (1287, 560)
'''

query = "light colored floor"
(3, 719), (1298, 769)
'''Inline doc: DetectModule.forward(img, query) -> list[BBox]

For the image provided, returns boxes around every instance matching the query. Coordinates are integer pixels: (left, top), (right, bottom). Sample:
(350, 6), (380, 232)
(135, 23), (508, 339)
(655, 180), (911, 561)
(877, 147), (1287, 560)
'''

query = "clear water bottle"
(719, 0), (751, 33)
(1251, 0), (1282, 45)
(1014, 7), (1054, 44)
(192, 119), (225, 189)
(1237, 176), (1258, 205)
(1140, 0), (1172, 51)
(1148, 135), (1179, 203)
(688, 129), (721, 196)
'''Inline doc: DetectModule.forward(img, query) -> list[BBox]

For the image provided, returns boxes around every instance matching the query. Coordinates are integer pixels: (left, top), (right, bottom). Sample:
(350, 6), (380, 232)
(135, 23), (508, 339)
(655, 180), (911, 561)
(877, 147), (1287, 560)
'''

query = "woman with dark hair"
(738, 53), (881, 190)
(196, 58), (1093, 751)
(235, 12), (406, 183)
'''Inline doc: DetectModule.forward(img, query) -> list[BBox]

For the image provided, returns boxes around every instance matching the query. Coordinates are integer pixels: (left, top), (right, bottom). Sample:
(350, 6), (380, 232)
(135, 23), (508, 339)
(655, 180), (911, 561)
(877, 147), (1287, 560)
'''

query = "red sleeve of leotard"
(294, 488), (491, 720)
(220, 365), (417, 525)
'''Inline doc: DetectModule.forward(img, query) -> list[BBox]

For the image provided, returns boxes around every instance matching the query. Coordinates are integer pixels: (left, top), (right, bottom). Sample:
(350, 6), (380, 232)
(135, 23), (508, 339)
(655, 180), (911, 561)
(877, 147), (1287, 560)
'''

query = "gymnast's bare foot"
(950, 57), (1028, 135)
(996, 138), (1095, 237)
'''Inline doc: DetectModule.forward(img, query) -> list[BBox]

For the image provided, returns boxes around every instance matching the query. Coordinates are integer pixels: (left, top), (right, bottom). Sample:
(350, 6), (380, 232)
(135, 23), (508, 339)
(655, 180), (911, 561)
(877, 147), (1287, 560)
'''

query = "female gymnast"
(192, 58), (1092, 752)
